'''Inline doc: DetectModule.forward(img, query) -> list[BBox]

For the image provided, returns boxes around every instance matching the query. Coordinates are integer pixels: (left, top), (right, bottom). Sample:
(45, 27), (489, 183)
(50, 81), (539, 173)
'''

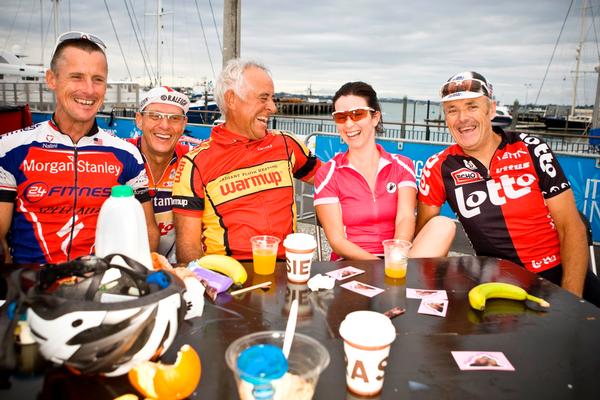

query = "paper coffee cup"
(339, 311), (396, 397)
(283, 233), (316, 283)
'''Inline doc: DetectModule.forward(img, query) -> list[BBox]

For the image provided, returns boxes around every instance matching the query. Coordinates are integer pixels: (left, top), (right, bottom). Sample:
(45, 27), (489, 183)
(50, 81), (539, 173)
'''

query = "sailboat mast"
(571, 0), (587, 117)
(40, 0), (44, 65)
(156, 0), (161, 86)
(53, 0), (60, 43)
(223, 0), (241, 66)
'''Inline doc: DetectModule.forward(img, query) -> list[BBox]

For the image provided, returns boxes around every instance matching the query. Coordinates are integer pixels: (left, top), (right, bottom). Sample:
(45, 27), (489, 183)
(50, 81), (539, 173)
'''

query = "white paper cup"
(339, 311), (396, 397)
(283, 233), (316, 283)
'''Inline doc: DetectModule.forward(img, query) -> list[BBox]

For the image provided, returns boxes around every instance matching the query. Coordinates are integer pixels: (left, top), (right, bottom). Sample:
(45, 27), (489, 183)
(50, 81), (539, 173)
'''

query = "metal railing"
(270, 116), (600, 155)
(0, 81), (141, 112)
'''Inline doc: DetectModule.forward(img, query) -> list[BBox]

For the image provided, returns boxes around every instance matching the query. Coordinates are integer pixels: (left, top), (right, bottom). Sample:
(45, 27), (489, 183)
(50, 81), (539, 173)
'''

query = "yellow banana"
(195, 254), (248, 286)
(468, 282), (550, 311)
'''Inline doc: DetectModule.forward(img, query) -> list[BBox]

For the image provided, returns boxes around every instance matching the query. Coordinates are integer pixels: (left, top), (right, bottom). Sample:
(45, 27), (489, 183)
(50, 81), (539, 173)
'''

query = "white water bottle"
(95, 185), (153, 271)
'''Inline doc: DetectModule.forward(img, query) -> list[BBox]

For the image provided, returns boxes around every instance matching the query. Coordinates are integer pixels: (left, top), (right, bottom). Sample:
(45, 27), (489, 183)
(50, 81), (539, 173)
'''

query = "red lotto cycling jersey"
(0, 120), (149, 264)
(418, 128), (570, 273)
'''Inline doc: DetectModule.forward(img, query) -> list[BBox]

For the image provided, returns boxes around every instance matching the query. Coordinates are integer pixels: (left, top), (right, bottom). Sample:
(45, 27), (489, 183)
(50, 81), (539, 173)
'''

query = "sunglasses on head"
(440, 79), (492, 99)
(332, 107), (375, 124)
(54, 31), (107, 53)
(141, 110), (187, 123)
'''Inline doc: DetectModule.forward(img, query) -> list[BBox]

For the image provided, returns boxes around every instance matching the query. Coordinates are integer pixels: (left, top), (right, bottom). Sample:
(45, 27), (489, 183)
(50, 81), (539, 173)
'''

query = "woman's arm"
(394, 187), (417, 241)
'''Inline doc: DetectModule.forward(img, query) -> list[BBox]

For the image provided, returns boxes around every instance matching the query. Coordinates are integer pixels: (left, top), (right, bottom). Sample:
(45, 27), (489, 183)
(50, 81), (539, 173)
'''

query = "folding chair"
(314, 213), (324, 262)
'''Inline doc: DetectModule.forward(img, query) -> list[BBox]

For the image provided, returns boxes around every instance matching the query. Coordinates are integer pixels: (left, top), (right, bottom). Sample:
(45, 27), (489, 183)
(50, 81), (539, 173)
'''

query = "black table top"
(2, 256), (600, 399)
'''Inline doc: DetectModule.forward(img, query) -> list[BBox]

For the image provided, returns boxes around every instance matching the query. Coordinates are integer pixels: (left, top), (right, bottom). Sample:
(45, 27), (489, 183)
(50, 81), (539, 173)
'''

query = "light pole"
(524, 83), (533, 106)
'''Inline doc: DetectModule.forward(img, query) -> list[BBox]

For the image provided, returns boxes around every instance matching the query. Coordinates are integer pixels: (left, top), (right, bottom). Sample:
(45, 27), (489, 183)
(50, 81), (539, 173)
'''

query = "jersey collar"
(49, 114), (99, 137)
(211, 124), (271, 145)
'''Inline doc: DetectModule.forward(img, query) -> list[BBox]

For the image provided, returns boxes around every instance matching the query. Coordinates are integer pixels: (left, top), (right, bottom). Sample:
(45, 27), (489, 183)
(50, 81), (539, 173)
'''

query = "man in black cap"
(416, 71), (600, 306)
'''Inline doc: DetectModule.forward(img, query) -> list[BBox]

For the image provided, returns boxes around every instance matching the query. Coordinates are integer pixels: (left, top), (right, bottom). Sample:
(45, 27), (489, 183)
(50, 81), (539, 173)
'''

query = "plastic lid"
(110, 185), (134, 197)
(237, 344), (288, 385)
(283, 233), (317, 251)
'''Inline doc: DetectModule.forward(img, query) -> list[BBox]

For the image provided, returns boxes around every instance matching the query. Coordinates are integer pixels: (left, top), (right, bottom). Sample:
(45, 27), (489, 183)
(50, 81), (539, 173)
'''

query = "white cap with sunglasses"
(439, 71), (493, 103)
(140, 86), (190, 114)
(52, 31), (107, 57)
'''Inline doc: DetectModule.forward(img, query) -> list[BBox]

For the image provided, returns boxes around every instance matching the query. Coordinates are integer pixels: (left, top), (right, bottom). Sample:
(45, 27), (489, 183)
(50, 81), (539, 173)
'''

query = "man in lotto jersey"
(417, 71), (600, 306)
(130, 86), (198, 263)
(0, 32), (158, 264)
(172, 59), (321, 262)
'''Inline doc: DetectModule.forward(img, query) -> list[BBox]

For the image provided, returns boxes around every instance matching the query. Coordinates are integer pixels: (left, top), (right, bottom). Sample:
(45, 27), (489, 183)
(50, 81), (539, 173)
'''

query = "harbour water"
(280, 99), (444, 126)
(380, 100), (444, 125)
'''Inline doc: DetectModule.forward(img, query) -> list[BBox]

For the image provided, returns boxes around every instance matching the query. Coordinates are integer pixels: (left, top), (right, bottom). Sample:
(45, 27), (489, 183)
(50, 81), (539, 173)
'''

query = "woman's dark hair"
(332, 81), (384, 133)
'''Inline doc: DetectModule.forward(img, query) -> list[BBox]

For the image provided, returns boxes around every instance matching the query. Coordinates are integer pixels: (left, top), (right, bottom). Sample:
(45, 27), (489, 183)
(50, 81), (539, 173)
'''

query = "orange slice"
(128, 344), (201, 399)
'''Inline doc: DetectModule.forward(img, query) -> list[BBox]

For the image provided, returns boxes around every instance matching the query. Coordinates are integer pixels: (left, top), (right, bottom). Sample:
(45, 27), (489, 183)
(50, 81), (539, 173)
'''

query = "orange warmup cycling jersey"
(172, 125), (320, 260)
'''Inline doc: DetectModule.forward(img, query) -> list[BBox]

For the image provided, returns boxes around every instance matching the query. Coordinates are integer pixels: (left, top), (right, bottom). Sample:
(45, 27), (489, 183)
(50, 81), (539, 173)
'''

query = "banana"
(468, 282), (550, 311)
(194, 254), (248, 286)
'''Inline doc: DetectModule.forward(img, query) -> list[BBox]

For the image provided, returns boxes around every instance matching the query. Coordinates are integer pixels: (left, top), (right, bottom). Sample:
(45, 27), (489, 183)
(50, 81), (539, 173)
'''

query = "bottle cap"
(237, 344), (287, 385)
(111, 185), (134, 197)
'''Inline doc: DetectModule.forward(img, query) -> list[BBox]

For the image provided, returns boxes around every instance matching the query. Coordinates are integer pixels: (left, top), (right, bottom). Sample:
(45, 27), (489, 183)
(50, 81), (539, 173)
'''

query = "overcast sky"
(1, 0), (598, 106)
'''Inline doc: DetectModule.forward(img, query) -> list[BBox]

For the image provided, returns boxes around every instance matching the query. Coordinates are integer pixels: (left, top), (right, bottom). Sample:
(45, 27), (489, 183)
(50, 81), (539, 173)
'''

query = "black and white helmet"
(20, 254), (186, 376)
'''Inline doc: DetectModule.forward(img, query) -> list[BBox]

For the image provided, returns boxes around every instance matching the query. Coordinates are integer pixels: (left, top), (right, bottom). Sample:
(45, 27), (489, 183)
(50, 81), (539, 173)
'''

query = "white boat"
(0, 50), (46, 82)
(492, 105), (513, 128)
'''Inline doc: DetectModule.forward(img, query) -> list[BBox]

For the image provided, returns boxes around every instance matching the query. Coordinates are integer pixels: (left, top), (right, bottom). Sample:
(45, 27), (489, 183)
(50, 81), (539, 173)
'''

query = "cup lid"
(339, 311), (396, 347)
(283, 233), (316, 251)
(237, 344), (288, 384)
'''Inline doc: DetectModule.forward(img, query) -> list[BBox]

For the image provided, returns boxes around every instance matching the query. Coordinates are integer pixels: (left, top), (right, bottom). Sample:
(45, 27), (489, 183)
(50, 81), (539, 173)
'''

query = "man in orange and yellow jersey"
(172, 59), (321, 262)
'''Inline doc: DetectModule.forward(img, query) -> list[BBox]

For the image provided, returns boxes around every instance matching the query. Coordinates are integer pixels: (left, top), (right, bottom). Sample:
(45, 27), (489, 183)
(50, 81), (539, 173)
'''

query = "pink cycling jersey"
(313, 144), (417, 259)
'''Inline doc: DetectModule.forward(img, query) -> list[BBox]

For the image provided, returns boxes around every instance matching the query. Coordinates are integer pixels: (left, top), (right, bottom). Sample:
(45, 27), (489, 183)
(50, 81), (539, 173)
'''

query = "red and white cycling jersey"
(418, 128), (570, 273)
(0, 119), (149, 264)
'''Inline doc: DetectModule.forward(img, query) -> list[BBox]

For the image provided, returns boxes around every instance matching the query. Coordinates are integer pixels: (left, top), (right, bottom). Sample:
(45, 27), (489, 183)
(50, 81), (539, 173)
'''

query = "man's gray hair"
(214, 58), (271, 115)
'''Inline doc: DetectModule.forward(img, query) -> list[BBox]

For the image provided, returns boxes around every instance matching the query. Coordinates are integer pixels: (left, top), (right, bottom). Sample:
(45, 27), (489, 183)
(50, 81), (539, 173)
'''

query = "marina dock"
(275, 98), (333, 116)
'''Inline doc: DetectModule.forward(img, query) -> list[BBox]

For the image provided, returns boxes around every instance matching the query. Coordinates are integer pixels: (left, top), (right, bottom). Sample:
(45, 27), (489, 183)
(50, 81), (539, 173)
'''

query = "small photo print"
(341, 280), (384, 298)
(418, 299), (448, 317)
(326, 266), (365, 281)
(406, 288), (448, 300)
(451, 351), (515, 371)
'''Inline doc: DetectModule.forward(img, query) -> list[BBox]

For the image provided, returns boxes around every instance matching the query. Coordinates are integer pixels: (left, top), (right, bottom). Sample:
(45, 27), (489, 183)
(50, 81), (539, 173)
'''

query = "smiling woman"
(313, 81), (455, 261)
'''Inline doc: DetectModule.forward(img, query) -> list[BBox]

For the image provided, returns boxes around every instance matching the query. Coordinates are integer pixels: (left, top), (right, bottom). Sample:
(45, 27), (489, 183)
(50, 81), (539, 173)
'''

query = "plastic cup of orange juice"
(382, 239), (412, 279)
(250, 235), (280, 275)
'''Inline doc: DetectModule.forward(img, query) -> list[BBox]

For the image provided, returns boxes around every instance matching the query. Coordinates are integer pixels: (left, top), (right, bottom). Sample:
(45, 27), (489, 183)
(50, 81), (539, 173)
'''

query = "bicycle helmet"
(15, 254), (187, 376)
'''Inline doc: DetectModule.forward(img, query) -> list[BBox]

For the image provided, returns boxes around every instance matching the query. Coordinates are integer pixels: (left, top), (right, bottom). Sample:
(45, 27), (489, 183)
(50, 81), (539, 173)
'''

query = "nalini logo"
(386, 182), (397, 193)
(451, 168), (483, 186)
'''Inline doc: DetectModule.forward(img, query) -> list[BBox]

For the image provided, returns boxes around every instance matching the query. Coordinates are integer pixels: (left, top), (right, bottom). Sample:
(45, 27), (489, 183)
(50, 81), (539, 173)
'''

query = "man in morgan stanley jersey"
(416, 71), (600, 307)
(172, 59), (321, 262)
(0, 31), (158, 264)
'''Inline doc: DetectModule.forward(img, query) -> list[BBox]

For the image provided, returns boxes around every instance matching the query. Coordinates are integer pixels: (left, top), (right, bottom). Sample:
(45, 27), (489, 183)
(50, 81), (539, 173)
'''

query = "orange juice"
(384, 260), (407, 279)
(253, 248), (277, 275)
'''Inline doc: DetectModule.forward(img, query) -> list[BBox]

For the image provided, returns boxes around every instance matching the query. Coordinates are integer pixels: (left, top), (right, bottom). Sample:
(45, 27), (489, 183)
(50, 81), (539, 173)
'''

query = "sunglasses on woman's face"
(331, 107), (375, 124)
